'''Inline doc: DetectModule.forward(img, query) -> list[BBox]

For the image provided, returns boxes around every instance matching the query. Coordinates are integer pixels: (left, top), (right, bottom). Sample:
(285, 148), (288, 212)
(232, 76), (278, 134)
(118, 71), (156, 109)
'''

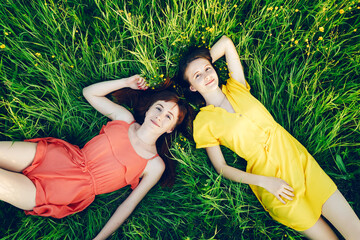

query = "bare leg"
(322, 189), (360, 240)
(0, 141), (37, 172)
(0, 168), (36, 210)
(300, 217), (338, 240)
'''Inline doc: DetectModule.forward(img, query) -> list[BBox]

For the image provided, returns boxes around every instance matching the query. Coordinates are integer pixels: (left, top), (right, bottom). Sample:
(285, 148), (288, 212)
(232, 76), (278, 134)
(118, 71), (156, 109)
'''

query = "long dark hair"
(174, 46), (214, 106)
(111, 82), (192, 187)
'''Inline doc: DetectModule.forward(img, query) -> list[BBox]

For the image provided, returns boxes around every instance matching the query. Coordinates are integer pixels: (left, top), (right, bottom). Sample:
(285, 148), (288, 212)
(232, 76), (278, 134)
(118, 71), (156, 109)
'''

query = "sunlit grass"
(1, 0), (359, 239)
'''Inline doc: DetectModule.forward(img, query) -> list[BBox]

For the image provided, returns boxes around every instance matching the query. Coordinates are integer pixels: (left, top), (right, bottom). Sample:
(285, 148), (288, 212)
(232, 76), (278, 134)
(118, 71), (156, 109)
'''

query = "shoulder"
(145, 156), (166, 175)
(223, 77), (251, 92)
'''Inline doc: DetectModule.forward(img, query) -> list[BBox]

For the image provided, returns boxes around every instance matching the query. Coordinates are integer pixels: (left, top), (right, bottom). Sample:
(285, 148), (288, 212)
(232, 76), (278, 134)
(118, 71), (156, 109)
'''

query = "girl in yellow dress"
(177, 35), (360, 239)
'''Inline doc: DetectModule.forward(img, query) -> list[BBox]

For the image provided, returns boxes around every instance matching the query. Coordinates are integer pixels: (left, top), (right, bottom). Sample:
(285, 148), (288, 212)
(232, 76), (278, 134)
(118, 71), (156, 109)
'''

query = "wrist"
(257, 175), (267, 188)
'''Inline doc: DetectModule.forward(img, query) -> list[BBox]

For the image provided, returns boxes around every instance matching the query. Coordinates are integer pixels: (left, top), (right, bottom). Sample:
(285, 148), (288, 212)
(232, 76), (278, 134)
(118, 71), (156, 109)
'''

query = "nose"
(156, 113), (164, 121)
(204, 73), (210, 80)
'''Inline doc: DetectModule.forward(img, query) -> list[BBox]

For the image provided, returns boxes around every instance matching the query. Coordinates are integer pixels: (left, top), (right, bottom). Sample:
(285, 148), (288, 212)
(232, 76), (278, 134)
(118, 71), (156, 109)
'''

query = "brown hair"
(175, 46), (214, 106)
(111, 81), (192, 187)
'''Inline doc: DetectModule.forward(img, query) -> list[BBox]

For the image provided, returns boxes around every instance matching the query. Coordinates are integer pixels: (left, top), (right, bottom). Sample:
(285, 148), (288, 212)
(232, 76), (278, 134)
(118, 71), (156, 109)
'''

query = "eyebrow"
(157, 104), (174, 118)
(192, 64), (211, 78)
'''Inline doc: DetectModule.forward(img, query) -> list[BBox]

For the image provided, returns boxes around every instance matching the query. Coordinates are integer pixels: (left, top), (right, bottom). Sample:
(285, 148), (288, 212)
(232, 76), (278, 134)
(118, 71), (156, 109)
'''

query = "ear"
(189, 85), (197, 92)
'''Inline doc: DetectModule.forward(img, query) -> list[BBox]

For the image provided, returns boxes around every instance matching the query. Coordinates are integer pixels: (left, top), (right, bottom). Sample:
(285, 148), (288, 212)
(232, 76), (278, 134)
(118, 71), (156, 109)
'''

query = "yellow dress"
(193, 77), (337, 231)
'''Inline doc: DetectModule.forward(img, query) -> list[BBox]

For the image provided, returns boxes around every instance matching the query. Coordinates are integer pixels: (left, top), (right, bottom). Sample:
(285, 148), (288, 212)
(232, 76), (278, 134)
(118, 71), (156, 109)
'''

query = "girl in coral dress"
(176, 35), (360, 239)
(0, 74), (189, 239)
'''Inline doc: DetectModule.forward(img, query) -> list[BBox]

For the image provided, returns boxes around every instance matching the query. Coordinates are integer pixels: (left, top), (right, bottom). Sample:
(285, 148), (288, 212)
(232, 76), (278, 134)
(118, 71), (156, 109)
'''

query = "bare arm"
(206, 145), (294, 204)
(209, 35), (246, 86)
(93, 157), (165, 240)
(206, 145), (263, 185)
(82, 75), (148, 123)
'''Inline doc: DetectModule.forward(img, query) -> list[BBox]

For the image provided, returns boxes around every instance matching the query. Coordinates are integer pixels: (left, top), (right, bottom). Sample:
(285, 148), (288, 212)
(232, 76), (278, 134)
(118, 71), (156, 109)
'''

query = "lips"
(205, 79), (214, 86)
(151, 119), (160, 127)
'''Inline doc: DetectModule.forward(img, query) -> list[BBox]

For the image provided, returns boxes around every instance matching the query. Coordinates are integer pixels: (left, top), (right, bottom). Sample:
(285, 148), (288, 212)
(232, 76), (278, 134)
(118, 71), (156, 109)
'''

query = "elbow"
(82, 86), (92, 100)
(221, 35), (231, 42)
(82, 87), (88, 98)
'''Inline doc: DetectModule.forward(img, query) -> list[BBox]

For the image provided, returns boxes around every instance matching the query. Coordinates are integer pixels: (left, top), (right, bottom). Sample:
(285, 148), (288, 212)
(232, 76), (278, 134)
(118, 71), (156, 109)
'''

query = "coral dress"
(193, 77), (337, 231)
(22, 120), (153, 218)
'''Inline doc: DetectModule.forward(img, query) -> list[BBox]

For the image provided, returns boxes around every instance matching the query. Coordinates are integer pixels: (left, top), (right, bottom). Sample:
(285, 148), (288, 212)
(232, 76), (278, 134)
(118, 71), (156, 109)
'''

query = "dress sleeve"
(193, 113), (219, 148)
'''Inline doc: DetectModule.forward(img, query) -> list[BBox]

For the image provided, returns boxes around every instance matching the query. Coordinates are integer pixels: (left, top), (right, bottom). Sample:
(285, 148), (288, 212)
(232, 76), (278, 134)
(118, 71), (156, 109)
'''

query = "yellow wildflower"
(323, 7), (326, 11)
(5, 32), (9, 35)
(318, 36), (323, 40)
(234, 4), (237, 8)
(294, 40), (298, 44)
(160, 74), (164, 78)
(267, 7), (273, 11)
(0, 44), (5, 49)
(128, 12), (131, 16)
(275, 7), (278, 10)
(354, 29), (357, 32)
(291, 38), (295, 42)
(35, 63), (38, 67)
(339, 9), (345, 14)
(295, 9), (299, 12)
(35, 52), (41, 57)
(70, 65), (74, 68)
(305, 38), (308, 42)
(290, 44), (293, 47)
(52, 55), (55, 58)
(348, 7), (352, 10)
(319, 27), (324, 32)
(307, 44), (310, 48)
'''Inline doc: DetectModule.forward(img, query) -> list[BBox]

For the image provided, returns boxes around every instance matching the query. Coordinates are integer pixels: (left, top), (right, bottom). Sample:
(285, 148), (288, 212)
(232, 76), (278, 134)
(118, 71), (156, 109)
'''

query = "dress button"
(239, 114), (242, 117)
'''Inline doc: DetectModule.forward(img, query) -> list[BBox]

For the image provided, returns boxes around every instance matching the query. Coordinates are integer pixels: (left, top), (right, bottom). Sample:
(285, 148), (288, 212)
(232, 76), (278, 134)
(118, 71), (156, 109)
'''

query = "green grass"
(1, 0), (359, 239)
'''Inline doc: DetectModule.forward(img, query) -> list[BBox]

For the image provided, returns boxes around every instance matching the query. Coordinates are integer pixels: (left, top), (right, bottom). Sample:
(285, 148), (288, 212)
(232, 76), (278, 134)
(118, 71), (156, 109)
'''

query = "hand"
(127, 75), (149, 90)
(261, 176), (295, 204)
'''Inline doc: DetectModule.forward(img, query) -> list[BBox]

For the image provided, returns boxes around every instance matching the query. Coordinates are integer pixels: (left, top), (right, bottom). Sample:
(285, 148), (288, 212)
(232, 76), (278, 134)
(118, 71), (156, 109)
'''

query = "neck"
(135, 124), (160, 147)
(202, 87), (226, 107)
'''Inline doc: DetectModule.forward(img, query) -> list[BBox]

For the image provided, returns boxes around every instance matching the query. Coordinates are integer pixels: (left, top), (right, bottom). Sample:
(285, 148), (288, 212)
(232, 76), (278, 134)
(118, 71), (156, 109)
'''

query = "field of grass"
(1, 0), (359, 239)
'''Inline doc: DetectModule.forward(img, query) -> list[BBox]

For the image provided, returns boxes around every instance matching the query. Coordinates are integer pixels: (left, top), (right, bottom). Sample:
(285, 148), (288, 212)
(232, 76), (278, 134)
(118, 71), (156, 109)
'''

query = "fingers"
(136, 77), (148, 90)
(273, 180), (295, 204)
(275, 195), (286, 204)
(284, 184), (294, 193)
(278, 185), (295, 204)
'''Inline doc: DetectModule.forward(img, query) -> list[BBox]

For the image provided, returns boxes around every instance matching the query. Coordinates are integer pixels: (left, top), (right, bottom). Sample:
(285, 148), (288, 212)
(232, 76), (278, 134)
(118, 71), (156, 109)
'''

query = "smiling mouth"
(151, 120), (160, 127)
(205, 79), (214, 86)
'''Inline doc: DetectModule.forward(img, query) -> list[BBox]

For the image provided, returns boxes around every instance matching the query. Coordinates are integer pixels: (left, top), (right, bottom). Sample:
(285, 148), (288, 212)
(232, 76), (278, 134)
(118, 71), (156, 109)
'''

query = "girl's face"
(144, 100), (180, 134)
(184, 58), (219, 94)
